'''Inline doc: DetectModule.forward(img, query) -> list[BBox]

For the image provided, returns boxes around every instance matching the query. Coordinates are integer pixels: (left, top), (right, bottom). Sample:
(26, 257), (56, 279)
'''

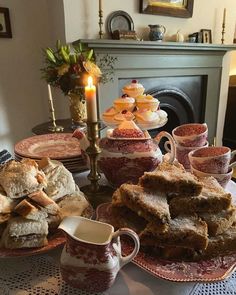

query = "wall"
(64, 0), (236, 44)
(63, 0), (236, 145)
(0, 0), (67, 153)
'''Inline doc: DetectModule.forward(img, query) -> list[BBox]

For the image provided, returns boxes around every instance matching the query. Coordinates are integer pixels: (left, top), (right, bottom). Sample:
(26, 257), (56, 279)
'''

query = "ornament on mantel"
(176, 30), (184, 42)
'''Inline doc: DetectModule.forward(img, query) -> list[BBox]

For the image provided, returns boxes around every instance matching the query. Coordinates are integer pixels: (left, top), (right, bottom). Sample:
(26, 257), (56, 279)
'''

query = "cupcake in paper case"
(114, 110), (135, 123)
(135, 109), (162, 125)
(122, 80), (145, 98)
(136, 94), (160, 111)
(102, 107), (118, 123)
(113, 94), (135, 112)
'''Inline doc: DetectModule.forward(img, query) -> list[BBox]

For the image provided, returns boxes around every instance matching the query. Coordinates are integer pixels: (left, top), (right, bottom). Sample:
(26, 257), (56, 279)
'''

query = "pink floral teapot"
(73, 120), (176, 187)
(59, 216), (140, 293)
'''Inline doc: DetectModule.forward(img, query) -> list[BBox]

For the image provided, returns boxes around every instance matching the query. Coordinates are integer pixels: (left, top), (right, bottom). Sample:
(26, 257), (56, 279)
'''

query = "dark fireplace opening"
(119, 75), (207, 138)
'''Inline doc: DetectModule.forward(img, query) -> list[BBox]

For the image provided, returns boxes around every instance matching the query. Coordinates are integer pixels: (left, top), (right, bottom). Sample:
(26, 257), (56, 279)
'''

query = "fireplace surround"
(76, 39), (236, 143)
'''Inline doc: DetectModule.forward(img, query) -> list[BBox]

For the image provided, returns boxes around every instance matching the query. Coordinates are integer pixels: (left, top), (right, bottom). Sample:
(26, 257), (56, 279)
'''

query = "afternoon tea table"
(0, 172), (236, 295)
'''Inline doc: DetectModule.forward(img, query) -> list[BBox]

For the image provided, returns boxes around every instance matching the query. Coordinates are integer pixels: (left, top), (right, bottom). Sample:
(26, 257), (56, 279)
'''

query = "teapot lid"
(108, 120), (150, 139)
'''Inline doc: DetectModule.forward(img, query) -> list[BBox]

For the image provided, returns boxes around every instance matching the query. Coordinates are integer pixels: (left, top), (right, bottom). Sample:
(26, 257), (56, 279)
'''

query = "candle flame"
(88, 76), (93, 87)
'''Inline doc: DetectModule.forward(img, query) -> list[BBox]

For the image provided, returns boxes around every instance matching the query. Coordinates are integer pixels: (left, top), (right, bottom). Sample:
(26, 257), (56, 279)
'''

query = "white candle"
(223, 8), (226, 25)
(99, 0), (102, 11)
(47, 84), (53, 101)
(85, 76), (97, 122)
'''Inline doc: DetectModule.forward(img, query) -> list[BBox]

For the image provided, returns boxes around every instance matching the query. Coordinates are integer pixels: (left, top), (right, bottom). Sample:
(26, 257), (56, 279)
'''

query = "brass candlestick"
(98, 0), (104, 39)
(221, 22), (225, 44)
(80, 120), (114, 208)
(47, 85), (64, 132)
(221, 8), (226, 44)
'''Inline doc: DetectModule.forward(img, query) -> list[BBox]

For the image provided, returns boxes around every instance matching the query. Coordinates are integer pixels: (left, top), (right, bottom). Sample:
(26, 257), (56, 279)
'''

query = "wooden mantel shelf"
(77, 39), (236, 52)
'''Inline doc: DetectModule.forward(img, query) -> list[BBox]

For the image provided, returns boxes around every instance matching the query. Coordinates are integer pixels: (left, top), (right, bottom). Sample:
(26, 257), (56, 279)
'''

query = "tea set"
(59, 120), (236, 291)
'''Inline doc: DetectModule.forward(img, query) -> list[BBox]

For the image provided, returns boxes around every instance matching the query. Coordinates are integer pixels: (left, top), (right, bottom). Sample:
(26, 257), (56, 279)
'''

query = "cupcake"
(114, 94), (135, 112)
(135, 109), (161, 125)
(136, 94), (160, 111)
(114, 110), (135, 123)
(102, 107), (118, 123)
(122, 80), (145, 98)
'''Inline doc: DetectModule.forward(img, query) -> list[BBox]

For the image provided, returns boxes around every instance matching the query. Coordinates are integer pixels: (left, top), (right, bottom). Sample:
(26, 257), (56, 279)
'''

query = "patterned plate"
(96, 202), (236, 282)
(14, 133), (81, 159)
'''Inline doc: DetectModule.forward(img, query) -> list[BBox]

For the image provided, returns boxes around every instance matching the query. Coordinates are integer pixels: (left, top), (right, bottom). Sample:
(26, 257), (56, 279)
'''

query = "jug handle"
(154, 131), (176, 163)
(112, 228), (140, 268)
(162, 25), (166, 33)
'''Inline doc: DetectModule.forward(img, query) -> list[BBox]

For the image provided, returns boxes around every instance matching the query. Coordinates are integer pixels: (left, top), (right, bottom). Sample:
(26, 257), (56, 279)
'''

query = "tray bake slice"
(119, 183), (170, 225)
(169, 177), (232, 216)
(139, 215), (208, 251)
(139, 161), (202, 196)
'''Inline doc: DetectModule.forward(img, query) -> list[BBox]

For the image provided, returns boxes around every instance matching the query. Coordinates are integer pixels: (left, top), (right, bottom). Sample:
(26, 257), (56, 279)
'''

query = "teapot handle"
(112, 228), (140, 268)
(154, 131), (176, 163)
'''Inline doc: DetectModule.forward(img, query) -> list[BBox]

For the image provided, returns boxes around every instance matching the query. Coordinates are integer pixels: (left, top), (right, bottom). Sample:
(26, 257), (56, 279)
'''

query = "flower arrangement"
(41, 40), (116, 96)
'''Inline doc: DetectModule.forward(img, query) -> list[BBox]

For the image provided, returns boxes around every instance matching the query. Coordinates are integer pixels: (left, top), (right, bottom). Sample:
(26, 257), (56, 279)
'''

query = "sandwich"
(2, 216), (48, 249)
(28, 190), (60, 215)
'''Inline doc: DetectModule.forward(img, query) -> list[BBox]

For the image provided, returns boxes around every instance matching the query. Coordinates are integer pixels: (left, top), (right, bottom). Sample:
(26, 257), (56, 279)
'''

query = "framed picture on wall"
(201, 29), (212, 44)
(140, 0), (194, 18)
(0, 7), (12, 38)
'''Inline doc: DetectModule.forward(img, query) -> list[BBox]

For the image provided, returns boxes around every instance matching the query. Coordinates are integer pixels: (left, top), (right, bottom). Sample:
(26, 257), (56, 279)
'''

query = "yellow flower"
(83, 60), (102, 77)
(57, 64), (70, 76)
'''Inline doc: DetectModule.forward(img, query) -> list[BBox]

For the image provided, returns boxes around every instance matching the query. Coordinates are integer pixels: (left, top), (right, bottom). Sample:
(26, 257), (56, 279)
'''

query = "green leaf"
(60, 47), (70, 63)
(87, 49), (93, 60)
(46, 49), (56, 63)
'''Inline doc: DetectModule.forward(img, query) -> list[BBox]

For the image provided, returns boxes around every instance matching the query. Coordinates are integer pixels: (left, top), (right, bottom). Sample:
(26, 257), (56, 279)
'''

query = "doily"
(190, 271), (236, 295)
(0, 254), (106, 295)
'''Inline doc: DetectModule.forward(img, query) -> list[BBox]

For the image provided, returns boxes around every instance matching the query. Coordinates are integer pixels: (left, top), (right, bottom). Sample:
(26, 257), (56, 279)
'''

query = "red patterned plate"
(14, 133), (81, 159)
(96, 203), (236, 282)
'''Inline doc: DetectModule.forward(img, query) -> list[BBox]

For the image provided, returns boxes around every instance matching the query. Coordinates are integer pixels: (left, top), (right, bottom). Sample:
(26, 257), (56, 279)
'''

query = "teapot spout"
(72, 128), (89, 151)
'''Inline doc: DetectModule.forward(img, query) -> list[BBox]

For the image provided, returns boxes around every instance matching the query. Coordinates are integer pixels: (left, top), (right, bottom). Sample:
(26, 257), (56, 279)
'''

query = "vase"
(68, 90), (87, 129)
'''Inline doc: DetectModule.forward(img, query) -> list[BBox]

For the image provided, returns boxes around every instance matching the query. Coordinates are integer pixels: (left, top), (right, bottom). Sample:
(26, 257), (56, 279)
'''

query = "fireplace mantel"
(78, 39), (236, 53)
(75, 39), (236, 143)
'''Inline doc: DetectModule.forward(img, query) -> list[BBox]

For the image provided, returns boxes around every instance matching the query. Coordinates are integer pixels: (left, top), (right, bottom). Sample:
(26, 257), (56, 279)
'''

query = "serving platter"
(0, 205), (94, 258)
(96, 202), (236, 282)
(102, 117), (168, 131)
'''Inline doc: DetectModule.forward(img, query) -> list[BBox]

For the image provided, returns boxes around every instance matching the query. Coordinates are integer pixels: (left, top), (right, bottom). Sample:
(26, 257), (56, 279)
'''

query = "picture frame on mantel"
(140, 0), (194, 18)
(0, 7), (12, 38)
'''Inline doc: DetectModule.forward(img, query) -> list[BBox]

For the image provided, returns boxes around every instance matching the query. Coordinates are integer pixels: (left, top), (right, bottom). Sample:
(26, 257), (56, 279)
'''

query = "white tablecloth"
(1, 173), (236, 295)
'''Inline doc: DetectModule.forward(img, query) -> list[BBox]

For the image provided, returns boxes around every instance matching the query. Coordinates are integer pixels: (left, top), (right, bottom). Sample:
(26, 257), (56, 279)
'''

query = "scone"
(122, 80), (145, 98)
(0, 159), (47, 199)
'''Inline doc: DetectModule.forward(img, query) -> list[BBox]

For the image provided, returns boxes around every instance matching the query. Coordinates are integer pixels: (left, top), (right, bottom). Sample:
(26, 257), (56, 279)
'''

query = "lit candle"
(99, 0), (102, 11)
(85, 76), (97, 122)
(223, 8), (226, 25)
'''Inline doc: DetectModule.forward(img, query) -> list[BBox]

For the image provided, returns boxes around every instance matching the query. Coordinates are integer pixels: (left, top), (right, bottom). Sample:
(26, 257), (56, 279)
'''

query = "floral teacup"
(172, 123), (208, 147)
(191, 166), (233, 188)
(188, 146), (236, 174)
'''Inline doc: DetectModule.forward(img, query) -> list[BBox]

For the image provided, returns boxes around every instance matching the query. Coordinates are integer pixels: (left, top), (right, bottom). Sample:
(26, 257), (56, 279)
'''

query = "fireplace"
(119, 75), (206, 137)
(76, 39), (236, 143)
